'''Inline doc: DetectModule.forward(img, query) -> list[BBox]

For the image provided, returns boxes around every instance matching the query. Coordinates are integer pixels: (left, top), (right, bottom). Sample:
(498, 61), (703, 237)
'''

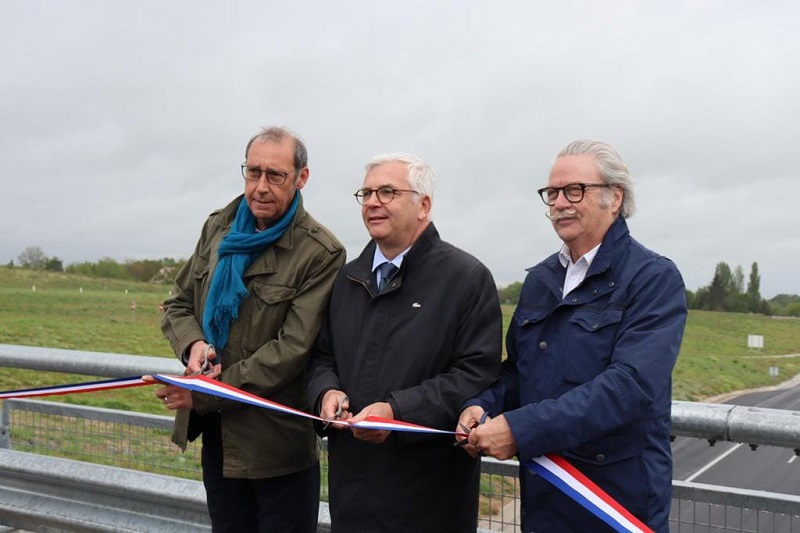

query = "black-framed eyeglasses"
(537, 183), (613, 206)
(241, 164), (298, 186)
(354, 186), (420, 205)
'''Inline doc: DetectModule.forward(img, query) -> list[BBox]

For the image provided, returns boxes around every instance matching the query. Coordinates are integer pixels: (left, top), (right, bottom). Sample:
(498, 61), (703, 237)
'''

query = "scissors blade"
(453, 423), (473, 446)
(335, 396), (348, 418)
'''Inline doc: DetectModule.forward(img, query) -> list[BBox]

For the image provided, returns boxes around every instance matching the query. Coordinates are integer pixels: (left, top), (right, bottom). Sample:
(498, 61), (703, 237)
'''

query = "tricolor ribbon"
(0, 376), (149, 399)
(153, 374), (458, 435)
(527, 454), (653, 533)
(0, 374), (652, 532)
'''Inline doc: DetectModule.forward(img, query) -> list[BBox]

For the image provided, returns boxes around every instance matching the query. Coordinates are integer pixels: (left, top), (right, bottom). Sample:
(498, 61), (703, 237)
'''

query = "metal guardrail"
(2, 343), (799, 450)
(0, 343), (184, 377)
(1, 343), (800, 532)
(0, 448), (211, 532)
(671, 400), (800, 452)
(0, 397), (500, 532)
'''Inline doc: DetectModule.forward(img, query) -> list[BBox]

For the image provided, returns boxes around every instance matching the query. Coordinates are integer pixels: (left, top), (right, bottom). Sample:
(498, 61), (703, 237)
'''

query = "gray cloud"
(2, 1), (798, 298)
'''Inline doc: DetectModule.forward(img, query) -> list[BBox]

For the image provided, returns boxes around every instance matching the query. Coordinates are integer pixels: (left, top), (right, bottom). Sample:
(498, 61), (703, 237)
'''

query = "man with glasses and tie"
(306, 153), (502, 532)
(458, 140), (687, 532)
(158, 126), (345, 532)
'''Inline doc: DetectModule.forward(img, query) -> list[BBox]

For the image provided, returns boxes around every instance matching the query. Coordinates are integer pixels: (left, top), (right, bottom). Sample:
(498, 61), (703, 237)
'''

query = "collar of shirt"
(372, 246), (411, 273)
(558, 242), (601, 298)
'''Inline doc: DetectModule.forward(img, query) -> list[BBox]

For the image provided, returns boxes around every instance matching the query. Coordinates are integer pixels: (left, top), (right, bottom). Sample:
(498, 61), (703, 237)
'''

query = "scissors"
(453, 411), (489, 447)
(189, 344), (214, 376)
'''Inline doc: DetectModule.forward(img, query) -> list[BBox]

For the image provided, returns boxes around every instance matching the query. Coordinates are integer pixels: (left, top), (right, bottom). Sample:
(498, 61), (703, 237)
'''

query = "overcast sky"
(1, 1), (798, 298)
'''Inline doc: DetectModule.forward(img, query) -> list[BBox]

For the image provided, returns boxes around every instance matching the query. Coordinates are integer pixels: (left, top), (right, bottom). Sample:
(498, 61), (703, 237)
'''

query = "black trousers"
(201, 413), (320, 533)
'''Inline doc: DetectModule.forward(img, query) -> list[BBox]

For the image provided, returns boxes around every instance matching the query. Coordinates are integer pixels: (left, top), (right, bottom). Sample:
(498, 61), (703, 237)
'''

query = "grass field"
(1, 268), (799, 413)
(0, 268), (174, 414)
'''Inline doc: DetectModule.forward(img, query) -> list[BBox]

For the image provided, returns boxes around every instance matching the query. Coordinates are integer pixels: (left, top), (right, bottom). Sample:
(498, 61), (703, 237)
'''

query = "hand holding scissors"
(455, 407), (518, 461)
(186, 342), (221, 377)
(454, 409), (489, 455)
(147, 341), (220, 411)
(321, 389), (350, 430)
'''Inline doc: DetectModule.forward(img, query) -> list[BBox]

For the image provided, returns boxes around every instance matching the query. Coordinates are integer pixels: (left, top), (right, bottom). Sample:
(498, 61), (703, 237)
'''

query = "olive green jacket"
(161, 193), (345, 478)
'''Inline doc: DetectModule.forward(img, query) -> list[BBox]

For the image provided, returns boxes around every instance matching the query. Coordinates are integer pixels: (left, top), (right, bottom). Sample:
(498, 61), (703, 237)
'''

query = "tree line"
(10, 247), (800, 317)
(12, 246), (182, 284)
(497, 261), (800, 317)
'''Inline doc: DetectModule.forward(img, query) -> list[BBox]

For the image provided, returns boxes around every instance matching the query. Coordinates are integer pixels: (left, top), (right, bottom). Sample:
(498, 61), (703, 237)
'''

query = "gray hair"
(555, 139), (635, 218)
(244, 126), (308, 170)
(365, 152), (435, 202)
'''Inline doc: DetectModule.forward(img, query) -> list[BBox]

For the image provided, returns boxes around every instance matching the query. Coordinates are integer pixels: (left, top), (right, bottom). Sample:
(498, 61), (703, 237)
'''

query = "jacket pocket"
(562, 424), (642, 466)
(251, 281), (297, 305)
(564, 307), (623, 384)
(239, 281), (297, 352)
(514, 307), (549, 327)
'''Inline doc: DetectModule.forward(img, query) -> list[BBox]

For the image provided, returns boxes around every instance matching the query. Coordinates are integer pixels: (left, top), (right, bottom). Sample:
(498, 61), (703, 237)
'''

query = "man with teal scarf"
(158, 126), (345, 533)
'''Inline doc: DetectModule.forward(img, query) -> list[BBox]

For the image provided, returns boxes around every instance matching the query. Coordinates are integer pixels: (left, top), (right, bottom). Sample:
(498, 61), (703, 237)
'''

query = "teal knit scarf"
(202, 192), (300, 351)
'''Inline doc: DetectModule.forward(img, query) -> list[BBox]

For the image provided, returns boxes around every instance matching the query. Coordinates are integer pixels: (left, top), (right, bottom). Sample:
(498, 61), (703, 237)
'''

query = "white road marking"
(684, 443), (743, 483)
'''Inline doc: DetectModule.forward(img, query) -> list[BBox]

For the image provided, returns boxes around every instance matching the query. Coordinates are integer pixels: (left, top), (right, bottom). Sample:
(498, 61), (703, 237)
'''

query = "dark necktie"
(377, 262), (398, 293)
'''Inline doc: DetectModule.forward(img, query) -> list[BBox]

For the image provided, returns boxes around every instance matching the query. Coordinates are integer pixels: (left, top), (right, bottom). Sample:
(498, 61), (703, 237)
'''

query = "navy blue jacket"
(468, 217), (686, 532)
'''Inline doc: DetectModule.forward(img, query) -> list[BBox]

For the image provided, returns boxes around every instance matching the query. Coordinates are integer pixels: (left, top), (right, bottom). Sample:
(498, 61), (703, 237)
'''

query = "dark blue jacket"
(468, 217), (686, 532)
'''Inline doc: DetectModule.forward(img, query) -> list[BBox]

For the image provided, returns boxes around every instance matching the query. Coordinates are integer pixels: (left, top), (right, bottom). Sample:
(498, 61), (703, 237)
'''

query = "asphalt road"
(670, 381), (800, 532)
(673, 384), (800, 492)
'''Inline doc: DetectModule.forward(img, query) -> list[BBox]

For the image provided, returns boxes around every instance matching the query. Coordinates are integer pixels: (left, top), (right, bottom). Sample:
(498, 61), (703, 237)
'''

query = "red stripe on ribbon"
(546, 454), (654, 532)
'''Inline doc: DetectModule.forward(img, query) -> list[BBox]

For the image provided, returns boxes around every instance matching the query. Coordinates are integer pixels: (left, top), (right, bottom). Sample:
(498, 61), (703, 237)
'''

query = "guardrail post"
(0, 401), (11, 449)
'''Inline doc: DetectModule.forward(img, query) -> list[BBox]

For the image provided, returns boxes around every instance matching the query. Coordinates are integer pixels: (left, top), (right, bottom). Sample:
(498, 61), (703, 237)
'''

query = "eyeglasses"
(354, 186), (419, 205)
(241, 164), (298, 185)
(537, 183), (613, 206)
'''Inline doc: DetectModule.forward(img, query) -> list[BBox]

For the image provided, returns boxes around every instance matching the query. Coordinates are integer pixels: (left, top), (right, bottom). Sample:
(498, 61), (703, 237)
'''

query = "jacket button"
(571, 297), (578, 303)
(310, 227), (318, 233)
(538, 341), (547, 350)
(592, 289), (597, 294)
(608, 282), (615, 288)
(595, 453), (605, 463)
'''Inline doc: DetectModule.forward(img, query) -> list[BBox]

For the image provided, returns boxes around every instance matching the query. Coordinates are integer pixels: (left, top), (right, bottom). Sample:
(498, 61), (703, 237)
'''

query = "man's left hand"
(349, 401), (393, 444)
(152, 382), (193, 411)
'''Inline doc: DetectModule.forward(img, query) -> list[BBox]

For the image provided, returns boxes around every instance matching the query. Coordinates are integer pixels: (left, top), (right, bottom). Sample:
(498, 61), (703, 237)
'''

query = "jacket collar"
(531, 216), (629, 296)
(586, 216), (629, 277)
(348, 222), (439, 290)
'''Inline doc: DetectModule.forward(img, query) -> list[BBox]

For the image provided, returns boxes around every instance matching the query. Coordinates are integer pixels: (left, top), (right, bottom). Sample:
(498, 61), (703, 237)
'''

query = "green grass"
(0, 268), (175, 414)
(674, 310), (800, 400)
(1, 268), (800, 410)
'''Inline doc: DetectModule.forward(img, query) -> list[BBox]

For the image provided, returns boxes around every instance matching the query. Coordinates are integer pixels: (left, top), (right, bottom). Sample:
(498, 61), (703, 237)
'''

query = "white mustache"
(545, 209), (577, 221)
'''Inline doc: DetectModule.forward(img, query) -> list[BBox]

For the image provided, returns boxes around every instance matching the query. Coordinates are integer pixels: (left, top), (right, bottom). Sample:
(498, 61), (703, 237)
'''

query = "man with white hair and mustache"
(458, 139), (687, 532)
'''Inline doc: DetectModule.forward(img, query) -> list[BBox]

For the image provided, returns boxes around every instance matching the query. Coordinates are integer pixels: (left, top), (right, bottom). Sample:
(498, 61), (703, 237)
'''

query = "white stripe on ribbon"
(0, 373), (652, 531)
(0, 376), (148, 399)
